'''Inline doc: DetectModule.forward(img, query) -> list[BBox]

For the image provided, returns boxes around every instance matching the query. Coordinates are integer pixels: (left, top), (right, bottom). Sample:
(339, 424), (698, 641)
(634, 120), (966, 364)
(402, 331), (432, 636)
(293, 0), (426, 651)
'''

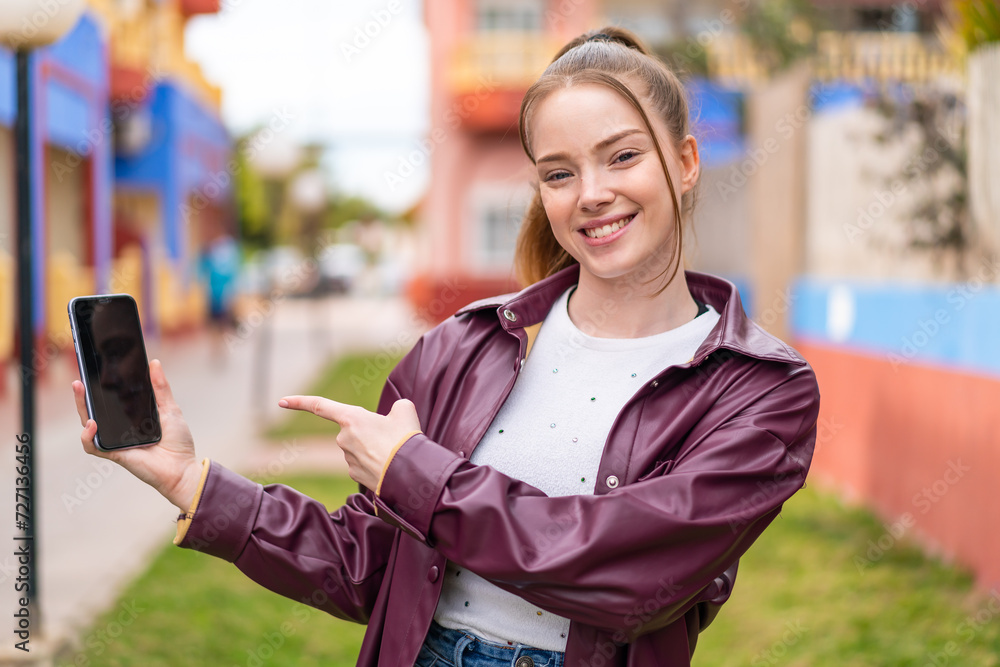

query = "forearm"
(177, 461), (396, 623)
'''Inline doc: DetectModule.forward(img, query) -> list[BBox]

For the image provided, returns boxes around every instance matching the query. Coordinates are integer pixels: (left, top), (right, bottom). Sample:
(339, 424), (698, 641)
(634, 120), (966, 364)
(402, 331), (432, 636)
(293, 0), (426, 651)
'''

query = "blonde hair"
(514, 26), (696, 289)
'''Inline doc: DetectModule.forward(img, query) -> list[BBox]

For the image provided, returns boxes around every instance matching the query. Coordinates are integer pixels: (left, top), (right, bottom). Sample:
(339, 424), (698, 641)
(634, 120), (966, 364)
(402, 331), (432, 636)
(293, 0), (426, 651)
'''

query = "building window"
(469, 188), (528, 269)
(476, 1), (542, 32)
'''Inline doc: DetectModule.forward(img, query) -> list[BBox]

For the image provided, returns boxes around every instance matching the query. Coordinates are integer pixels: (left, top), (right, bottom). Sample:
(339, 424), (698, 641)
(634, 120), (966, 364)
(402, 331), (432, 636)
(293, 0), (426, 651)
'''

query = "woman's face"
(529, 83), (699, 289)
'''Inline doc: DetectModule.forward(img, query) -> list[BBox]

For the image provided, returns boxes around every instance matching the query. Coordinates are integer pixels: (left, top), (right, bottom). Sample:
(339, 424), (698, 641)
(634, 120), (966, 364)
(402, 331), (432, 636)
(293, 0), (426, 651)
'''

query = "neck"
(566, 267), (698, 339)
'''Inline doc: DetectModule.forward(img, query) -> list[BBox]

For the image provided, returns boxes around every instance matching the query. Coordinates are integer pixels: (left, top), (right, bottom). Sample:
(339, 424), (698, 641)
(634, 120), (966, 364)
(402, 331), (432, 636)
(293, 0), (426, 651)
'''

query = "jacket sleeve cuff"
(172, 457), (212, 545)
(375, 430), (423, 498)
(373, 433), (465, 544)
(173, 460), (264, 561)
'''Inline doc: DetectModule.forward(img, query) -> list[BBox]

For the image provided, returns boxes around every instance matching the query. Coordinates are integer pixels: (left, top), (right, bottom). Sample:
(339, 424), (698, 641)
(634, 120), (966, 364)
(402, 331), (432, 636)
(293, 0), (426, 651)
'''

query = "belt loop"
(454, 631), (473, 667)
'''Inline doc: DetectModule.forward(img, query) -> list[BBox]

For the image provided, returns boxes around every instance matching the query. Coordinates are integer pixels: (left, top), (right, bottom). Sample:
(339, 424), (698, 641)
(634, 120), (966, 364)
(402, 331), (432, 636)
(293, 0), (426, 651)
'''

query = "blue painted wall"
(115, 81), (231, 264)
(791, 270), (1000, 377)
(686, 77), (745, 168)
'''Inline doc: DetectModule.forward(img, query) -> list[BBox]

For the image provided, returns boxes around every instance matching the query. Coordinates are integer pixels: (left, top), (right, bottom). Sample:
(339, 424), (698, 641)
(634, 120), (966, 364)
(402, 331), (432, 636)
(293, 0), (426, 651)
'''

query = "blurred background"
(0, 0), (998, 664)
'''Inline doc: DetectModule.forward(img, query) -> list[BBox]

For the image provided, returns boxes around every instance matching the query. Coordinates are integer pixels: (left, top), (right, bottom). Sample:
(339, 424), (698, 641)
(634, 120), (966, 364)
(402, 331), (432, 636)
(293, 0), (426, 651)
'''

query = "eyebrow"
(536, 128), (646, 164)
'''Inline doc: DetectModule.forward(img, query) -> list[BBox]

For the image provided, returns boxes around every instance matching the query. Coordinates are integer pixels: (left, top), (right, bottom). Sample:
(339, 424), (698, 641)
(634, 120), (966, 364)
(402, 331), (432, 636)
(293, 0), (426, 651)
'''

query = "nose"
(99, 356), (121, 389)
(577, 168), (613, 211)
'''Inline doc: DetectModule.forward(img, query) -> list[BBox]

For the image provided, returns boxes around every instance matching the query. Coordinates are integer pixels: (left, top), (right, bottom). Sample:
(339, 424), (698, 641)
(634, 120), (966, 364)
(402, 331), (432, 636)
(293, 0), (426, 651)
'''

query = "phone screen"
(70, 295), (161, 450)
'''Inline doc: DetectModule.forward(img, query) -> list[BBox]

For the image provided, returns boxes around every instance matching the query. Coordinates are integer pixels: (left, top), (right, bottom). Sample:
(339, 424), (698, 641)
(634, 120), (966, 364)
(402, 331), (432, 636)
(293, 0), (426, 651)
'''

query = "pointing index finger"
(278, 395), (351, 423)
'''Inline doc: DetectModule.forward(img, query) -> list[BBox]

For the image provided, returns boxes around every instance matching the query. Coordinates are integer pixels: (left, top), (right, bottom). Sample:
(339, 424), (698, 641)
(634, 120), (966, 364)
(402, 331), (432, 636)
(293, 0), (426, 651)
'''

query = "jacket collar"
(455, 264), (805, 366)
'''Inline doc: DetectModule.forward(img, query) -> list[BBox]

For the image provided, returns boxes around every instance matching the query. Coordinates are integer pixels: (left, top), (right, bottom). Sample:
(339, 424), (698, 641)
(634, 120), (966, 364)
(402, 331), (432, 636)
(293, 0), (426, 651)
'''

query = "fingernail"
(278, 399), (288, 408)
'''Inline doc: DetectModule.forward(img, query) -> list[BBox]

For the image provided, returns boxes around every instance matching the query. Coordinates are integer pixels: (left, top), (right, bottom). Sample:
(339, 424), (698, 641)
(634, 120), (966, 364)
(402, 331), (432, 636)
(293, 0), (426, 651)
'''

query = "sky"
(185, 0), (430, 213)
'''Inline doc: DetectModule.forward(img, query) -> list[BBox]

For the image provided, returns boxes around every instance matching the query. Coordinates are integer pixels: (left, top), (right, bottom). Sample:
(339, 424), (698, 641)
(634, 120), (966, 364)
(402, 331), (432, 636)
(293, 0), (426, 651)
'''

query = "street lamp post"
(289, 168), (329, 351)
(247, 133), (301, 426)
(0, 0), (86, 637)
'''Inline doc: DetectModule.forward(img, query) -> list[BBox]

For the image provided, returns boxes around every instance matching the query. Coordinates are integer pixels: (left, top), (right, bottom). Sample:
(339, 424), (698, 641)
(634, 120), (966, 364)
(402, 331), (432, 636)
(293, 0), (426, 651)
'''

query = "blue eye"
(614, 151), (637, 163)
(545, 171), (570, 182)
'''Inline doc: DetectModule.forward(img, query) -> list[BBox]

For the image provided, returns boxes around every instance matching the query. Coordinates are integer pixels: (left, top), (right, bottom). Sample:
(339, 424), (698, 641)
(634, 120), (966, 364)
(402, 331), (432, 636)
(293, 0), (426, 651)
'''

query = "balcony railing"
(447, 32), (562, 131)
(813, 31), (957, 83)
(449, 31), (561, 94)
(708, 31), (959, 85)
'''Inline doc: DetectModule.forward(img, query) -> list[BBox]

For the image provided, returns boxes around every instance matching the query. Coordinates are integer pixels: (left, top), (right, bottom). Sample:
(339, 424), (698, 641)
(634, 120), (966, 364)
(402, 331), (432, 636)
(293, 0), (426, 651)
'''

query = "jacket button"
(427, 566), (439, 582)
(515, 657), (535, 667)
(606, 475), (619, 489)
(503, 308), (517, 322)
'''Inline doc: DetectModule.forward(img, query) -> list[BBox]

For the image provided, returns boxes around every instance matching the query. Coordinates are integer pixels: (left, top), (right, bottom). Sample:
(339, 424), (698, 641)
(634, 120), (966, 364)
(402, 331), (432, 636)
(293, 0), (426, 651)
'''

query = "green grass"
(58, 479), (1000, 666)
(264, 351), (403, 441)
(693, 486), (1000, 666)
(55, 475), (368, 667)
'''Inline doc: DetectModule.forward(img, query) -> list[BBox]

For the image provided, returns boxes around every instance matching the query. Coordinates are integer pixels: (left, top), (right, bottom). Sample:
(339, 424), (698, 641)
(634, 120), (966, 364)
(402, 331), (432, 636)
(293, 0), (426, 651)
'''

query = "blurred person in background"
(198, 231), (241, 362)
(72, 27), (819, 667)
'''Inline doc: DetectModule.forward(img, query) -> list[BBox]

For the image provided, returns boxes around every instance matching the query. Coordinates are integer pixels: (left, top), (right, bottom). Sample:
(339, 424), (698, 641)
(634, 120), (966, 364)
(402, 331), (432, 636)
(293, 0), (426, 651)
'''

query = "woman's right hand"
(72, 358), (203, 513)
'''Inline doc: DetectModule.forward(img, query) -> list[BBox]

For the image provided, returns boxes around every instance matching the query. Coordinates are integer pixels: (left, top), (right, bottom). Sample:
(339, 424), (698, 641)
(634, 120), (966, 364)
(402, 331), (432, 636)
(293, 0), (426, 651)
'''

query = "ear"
(678, 135), (700, 194)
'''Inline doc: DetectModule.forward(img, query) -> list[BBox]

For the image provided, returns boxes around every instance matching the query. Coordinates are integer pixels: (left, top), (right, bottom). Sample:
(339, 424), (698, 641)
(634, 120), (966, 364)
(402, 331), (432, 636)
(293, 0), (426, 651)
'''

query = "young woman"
(73, 27), (820, 667)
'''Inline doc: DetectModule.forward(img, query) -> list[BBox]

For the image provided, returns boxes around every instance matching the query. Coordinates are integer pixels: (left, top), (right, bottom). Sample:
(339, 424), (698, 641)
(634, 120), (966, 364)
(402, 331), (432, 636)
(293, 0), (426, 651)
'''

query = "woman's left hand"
(277, 396), (421, 491)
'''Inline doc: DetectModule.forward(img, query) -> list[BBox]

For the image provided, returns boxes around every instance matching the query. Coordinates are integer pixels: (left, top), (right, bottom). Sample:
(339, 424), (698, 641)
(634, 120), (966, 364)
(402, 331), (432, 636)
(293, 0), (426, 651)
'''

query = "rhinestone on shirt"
(550, 423), (556, 428)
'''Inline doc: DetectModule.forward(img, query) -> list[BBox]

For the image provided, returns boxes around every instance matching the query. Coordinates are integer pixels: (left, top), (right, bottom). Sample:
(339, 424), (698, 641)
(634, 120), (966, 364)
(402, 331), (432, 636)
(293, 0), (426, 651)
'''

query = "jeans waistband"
(421, 619), (565, 667)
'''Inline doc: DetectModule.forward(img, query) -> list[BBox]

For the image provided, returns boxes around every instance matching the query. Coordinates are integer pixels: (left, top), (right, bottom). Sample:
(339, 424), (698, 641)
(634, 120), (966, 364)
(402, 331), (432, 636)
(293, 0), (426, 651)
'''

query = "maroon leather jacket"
(179, 265), (820, 666)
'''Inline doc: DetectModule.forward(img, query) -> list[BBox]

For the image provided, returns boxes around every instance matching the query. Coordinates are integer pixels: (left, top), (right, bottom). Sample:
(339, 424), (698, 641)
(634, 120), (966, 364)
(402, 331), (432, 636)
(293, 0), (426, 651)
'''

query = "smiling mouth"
(583, 214), (635, 239)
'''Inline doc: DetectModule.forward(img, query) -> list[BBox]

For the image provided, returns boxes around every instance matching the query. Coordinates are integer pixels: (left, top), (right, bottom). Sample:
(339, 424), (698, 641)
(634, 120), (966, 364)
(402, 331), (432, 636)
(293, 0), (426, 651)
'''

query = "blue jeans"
(415, 620), (566, 667)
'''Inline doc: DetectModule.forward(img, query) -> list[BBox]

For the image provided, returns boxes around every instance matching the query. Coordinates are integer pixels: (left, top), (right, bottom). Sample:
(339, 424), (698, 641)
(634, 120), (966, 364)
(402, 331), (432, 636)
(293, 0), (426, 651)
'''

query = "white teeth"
(584, 215), (633, 239)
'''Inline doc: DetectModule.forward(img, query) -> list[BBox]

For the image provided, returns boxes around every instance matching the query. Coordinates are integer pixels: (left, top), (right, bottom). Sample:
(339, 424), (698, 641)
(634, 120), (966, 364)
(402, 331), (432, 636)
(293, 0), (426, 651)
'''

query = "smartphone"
(68, 294), (161, 451)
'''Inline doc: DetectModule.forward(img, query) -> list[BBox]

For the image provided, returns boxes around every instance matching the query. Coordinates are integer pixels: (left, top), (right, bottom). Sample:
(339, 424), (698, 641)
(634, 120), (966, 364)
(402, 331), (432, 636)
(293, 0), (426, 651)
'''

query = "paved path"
(0, 295), (421, 664)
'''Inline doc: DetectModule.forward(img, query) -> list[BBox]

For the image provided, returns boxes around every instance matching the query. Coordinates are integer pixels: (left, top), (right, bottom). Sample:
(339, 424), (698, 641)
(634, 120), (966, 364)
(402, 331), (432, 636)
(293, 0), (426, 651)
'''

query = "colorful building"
(0, 0), (232, 390)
